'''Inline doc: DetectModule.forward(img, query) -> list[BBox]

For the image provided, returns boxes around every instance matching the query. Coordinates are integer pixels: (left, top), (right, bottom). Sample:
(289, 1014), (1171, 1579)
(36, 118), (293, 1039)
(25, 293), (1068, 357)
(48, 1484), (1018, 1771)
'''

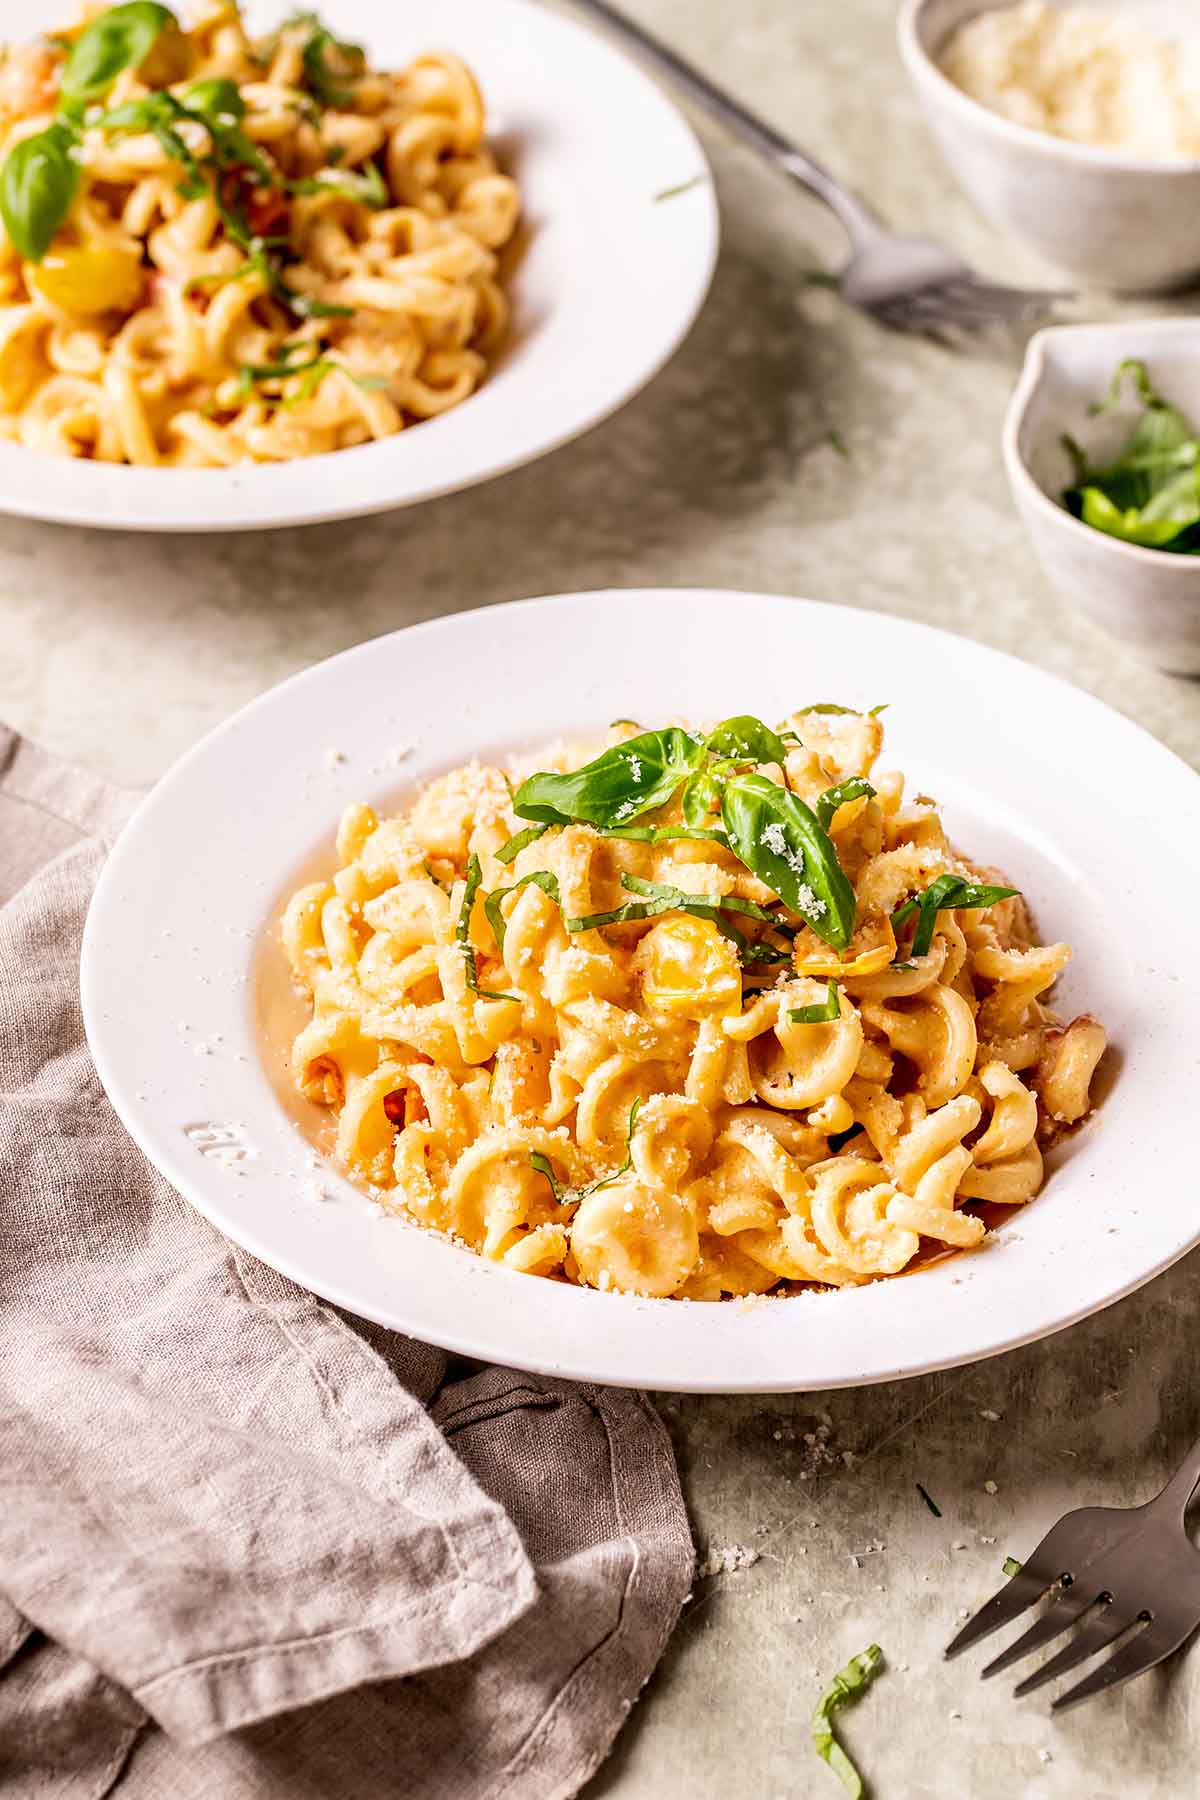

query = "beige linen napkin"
(0, 726), (692, 1798)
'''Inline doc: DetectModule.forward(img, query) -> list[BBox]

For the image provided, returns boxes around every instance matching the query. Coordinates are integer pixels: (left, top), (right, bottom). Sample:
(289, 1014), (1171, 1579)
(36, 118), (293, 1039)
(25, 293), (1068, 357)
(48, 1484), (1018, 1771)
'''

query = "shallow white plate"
(0, 0), (717, 531)
(81, 590), (1200, 1391)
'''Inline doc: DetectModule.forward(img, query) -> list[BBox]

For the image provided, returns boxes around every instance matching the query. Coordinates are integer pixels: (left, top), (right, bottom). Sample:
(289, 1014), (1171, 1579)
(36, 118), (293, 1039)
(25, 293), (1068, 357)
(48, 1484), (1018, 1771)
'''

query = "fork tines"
(945, 1559), (1182, 1711)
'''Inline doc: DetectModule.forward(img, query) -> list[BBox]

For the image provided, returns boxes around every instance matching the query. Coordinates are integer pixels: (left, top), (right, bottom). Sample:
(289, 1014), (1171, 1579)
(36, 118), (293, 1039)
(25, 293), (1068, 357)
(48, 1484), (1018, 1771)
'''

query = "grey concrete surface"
(3, 2), (1198, 1794)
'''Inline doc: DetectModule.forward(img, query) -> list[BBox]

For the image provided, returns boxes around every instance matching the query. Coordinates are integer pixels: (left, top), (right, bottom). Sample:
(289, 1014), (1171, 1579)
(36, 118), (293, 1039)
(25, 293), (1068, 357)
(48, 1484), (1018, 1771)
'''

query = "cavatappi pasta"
(0, 4), (519, 464)
(281, 708), (1107, 1300)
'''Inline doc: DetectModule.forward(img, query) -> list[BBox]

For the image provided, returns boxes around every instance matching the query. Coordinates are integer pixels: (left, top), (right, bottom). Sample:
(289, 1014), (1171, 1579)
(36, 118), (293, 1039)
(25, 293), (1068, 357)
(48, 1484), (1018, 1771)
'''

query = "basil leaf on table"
(0, 123), (79, 261)
(483, 869), (561, 956)
(457, 853), (519, 1002)
(702, 713), (791, 767)
(788, 981), (841, 1025)
(720, 772), (855, 950)
(513, 728), (703, 827)
(811, 1644), (885, 1800)
(1062, 358), (1200, 554)
(892, 873), (1018, 959)
(815, 776), (875, 831)
(60, 2), (175, 104)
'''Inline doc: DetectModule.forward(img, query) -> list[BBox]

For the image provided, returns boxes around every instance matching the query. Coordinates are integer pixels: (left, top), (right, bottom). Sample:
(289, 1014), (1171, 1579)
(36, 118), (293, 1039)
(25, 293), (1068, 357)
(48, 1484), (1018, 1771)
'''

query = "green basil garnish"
(290, 11), (366, 107)
(513, 727), (703, 828)
(531, 1099), (642, 1207)
(290, 160), (387, 207)
(598, 823), (728, 847)
(60, 1), (174, 106)
(483, 869), (561, 955)
(892, 873), (1018, 959)
(495, 823), (549, 865)
(811, 1644), (885, 1800)
(702, 713), (790, 767)
(788, 981), (840, 1025)
(815, 777), (875, 831)
(569, 873), (790, 969)
(458, 853), (518, 1003)
(1002, 1555), (1022, 1578)
(720, 771), (855, 950)
(0, 123), (79, 261)
(181, 76), (246, 124)
(681, 763), (723, 827)
(796, 702), (855, 716)
(1062, 359), (1200, 554)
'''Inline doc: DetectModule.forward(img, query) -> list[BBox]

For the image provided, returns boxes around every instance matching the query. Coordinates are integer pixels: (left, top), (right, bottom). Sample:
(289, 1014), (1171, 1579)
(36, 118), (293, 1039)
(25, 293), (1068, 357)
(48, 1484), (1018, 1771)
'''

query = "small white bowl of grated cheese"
(898, 0), (1200, 290)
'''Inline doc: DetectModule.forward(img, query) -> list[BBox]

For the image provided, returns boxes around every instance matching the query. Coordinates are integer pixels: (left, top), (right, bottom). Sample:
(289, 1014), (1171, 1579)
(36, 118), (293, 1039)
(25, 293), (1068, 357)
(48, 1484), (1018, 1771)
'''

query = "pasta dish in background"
(0, 2), (520, 464)
(281, 706), (1107, 1301)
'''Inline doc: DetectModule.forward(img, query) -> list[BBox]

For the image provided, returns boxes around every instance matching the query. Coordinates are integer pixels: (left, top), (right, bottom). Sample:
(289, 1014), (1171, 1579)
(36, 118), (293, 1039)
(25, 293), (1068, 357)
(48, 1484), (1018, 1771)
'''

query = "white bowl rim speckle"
(1002, 316), (1200, 578)
(898, 0), (1200, 175)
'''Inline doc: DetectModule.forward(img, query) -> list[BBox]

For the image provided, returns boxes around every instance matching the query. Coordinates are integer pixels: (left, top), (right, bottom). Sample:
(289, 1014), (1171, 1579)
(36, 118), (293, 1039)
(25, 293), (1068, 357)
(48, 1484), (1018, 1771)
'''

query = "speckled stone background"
(3, 2), (1199, 1795)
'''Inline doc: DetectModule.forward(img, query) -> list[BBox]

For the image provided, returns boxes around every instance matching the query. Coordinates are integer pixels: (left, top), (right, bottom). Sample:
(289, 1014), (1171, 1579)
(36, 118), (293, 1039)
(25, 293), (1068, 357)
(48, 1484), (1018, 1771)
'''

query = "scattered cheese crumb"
(980, 1408), (1002, 1421)
(984, 1480), (999, 1495)
(699, 1544), (760, 1577)
(323, 746), (347, 770)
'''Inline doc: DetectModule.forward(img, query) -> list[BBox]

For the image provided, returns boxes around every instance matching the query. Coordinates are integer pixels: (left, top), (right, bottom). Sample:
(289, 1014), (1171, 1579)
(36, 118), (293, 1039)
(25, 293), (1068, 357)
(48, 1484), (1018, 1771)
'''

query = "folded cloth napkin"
(0, 727), (693, 1799)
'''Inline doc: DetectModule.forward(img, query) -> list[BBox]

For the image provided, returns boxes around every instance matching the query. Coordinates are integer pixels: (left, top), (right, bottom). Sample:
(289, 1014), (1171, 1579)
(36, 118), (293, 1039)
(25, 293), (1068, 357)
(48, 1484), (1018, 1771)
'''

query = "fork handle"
(1149, 1432), (1200, 1520)
(572, 0), (887, 248)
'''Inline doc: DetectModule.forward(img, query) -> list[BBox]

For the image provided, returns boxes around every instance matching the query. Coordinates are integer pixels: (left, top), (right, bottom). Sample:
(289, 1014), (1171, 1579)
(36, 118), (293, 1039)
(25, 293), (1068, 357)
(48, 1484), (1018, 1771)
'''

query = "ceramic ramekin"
(1003, 318), (1200, 674)
(898, 0), (1200, 291)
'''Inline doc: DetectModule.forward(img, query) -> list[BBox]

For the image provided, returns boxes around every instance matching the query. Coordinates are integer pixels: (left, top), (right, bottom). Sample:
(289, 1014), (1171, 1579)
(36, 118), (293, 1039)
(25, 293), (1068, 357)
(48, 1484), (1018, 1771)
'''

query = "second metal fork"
(945, 1432), (1200, 1710)
(574, 0), (1073, 337)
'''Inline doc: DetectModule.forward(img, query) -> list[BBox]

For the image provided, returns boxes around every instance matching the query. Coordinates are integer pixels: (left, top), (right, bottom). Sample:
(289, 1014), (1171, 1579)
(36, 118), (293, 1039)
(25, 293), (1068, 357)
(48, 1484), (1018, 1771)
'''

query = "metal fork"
(573, 0), (1074, 335)
(945, 1432), (1200, 1709)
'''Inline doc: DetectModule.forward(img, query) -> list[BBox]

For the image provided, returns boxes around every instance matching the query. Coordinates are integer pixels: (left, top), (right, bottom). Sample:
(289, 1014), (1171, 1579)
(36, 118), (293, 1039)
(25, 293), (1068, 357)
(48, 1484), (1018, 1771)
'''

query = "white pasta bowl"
(1004, 318), (1200, 674)
(897, 0), (1200, 290)
(81, 590), (1200, 1393)
(0, 0), (717, 530)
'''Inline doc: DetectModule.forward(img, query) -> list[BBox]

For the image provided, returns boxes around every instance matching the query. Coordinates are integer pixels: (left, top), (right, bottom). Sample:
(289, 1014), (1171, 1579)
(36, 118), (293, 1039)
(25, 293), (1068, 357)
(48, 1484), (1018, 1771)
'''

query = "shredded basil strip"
(495, 822), (550, 865)
(457, 853), (518, 1003)
(530, 1099), (642, 1207)
(788, 981), (841, 1025)
(513, 727), (703, 828)
(599, 822), (728, 847)
(892, 873), (1018, 959)
(815, 777), (875, 831)
(60, 2), (174, 105)
(720, 772), (855, 951)
(483, 870), (561, 956)
(811, 1644), (884, 1800)
(568, 874), (791, 969)
(290, 159), (387, 207)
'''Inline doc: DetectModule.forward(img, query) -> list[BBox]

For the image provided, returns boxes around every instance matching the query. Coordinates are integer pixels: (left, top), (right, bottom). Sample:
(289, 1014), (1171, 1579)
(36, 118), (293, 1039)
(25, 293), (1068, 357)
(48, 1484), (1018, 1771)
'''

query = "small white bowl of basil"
(1003, 319), (1200, 675)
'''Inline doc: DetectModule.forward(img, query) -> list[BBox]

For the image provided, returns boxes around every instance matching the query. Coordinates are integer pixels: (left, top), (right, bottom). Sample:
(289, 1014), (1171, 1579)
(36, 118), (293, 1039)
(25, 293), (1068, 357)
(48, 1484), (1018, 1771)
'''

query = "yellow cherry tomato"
(28, 244), (145, 316)
(638, 914), (742, 1018)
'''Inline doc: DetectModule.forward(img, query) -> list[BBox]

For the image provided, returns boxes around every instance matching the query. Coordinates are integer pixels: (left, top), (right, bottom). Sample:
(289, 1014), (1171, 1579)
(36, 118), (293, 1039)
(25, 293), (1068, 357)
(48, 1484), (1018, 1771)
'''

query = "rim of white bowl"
(1002, 318), (1200, 580)
(898, 0), (1200, 176)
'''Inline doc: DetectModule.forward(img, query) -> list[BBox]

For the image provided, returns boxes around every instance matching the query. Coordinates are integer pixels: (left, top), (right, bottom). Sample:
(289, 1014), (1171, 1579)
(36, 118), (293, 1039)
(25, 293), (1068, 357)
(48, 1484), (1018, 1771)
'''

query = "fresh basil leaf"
(815, 777), (875, 831)
(61, 2), (174, 102)
(182, 77), (246, 124)
(1062, 358), (1200, 554)
(0, 123), (79, 262)
(567, 898), (661, 931)
(483, 870), (561, 955)
(720, 772), (855, 951)
(796, 702), (855, 716)
(703, 713), (790, 766)
(290, 11), (365, 107)
(892, 873), (1018, 959)
(495, 822), (550, 865)
(529, 1150), (564, 1204)
(569, 873), (791, 968)
(681, 763), (723, 828)
(457, 853), (518, 1003)
(513, 728), (703, 828)
(787, 980), (840, 1025)
(811, 1644), (884, 1800)
(279, 285), (355, 320)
